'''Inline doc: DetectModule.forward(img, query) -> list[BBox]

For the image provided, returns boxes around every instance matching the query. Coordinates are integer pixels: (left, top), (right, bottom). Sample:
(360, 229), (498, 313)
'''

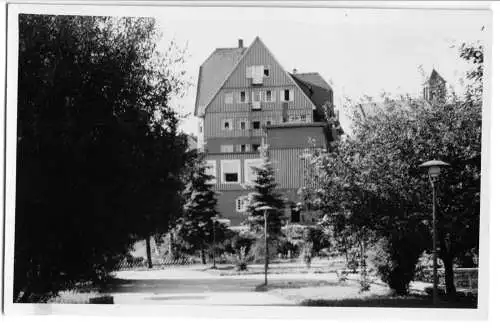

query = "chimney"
(238, 39), (244, 48)
(292, 68), (298, 74)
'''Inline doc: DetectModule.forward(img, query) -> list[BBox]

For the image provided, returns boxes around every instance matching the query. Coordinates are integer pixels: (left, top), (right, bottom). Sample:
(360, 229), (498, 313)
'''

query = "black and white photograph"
(1, 1), (493, 319)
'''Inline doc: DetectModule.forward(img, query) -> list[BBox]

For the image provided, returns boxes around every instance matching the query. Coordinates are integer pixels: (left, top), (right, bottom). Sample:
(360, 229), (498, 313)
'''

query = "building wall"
(216, 188), (311, 226)
(198, 38), (330, 226)
(203, 38), (316, 149)
(266, 125), (328, 149)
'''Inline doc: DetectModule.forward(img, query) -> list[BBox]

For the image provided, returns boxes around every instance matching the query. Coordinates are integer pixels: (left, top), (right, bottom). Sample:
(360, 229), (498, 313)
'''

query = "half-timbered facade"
(194, 37), (342, 226)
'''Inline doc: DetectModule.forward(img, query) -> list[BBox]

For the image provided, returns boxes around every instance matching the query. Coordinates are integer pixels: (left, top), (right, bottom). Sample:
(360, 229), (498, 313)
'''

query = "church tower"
(423, 69), (446, 102)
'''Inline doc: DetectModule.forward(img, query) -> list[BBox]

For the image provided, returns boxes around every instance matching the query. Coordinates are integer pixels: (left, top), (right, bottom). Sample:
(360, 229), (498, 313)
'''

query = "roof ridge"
(196, 38), (258, 116)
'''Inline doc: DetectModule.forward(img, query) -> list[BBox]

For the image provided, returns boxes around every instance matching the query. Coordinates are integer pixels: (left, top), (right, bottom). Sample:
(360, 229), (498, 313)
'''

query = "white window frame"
(263, 66), (270, 77)
(252, 90), (262, 102)
(280, 88), (294, 102)
(238, 91), (249, 103)
(238, 144), (249, 153)
(205, 160), (216, 185)
(224, 92), (233, 104)
(220, 144), (234, 153)
(222, 119), (233, 131)
(236, 196), (249, 213)
(239, 120), (248, 130)
(221, 159), (241, 184)
(245, 158), (263, 184)
(264, 90), (275, 102)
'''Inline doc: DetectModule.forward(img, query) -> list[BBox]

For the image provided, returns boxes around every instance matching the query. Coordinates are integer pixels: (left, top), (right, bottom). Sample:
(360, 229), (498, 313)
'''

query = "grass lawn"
(262, 277), (477, 308)
(204, 259), (346, 276)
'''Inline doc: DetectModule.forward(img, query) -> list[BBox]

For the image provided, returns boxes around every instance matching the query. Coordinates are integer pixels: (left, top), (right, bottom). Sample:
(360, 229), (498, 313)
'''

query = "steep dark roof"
(291, 73), (332, 110)
(292, 72), (331, 90)
(194, 47), (247, 116)
(428, 69), (446, 83)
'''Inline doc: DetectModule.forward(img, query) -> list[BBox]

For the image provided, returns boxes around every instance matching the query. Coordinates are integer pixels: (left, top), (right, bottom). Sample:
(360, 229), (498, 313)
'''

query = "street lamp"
(419, 159), (450, 305)
(257, 205), (274, 286)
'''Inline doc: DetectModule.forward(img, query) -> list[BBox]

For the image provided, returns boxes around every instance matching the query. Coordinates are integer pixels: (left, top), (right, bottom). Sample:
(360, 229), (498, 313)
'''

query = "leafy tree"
(15, 14), (190, 301)
(177, 154), (220, 264)
(302, 41), (482, 296)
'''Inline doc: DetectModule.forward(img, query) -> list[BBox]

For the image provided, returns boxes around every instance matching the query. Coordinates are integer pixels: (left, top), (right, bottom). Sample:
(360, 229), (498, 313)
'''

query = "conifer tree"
(244, 145), (286, 239)
(177, 155), (219, 264)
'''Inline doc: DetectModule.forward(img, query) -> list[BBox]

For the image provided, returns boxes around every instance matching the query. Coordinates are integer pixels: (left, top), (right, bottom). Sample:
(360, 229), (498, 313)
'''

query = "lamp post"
(257, 205), (273, 286)
(419, 159), (450, 305)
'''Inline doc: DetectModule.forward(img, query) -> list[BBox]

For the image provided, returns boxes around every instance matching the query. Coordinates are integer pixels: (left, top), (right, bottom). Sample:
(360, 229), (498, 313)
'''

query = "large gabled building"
(194, 37), (342, 227)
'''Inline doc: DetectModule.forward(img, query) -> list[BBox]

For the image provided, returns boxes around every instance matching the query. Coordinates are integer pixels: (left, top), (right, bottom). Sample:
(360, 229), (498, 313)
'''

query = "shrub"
(249, 238), (278, 263)
(372, 234), (424, 295)
(235, 247), (249, 271)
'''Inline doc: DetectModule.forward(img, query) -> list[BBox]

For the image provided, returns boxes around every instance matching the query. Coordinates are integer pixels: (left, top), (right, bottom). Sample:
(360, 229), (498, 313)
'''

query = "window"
(199, 123), (203, 133)
(236, 196), (249, 213)
(245, 158), (263, 184)
(264, 66), (270, 77)
(221, 160), (241, 184)
(239, 120), (247, 130)
(238, 91), (248, 103)
(265, 90), (275, 102)
(246, 65), (265, 79)
(252, 121), (261, 130)
(224, 92), (233, 104)
(222, 119), (233, 131)
(281, 89), (294, 102)
(266, 120), (272, 126)
(289, 114), (306, 123)
(252, 144), (260, 152)
(220, 144), (234, 153)
(205, 160), (216, 185)
(253, 91), (261, 102)
(239, 144), (247, 153)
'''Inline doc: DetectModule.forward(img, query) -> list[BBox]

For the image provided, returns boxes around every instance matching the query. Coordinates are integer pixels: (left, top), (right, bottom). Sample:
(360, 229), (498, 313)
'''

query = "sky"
(152, 6), (489, 136)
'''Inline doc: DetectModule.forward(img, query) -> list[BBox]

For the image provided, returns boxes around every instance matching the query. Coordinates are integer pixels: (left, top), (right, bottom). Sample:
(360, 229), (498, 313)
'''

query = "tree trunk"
(145, 236), (153, 269)
(168, 232), (173, 257)
(439, 233), (456, 298)
(201, 249), (206, 265)
(442, 253), (456, 298)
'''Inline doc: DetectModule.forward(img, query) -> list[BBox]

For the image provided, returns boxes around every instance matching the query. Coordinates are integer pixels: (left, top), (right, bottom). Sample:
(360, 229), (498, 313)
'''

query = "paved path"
(103, 266), (296, 306)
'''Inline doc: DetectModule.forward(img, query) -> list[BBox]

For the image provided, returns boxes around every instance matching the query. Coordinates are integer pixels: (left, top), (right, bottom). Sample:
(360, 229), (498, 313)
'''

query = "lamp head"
(419, 159), (450, 179)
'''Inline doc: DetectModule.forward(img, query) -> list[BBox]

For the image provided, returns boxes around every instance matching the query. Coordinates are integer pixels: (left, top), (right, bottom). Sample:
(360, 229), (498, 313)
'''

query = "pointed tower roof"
(428, 69), (446, 83)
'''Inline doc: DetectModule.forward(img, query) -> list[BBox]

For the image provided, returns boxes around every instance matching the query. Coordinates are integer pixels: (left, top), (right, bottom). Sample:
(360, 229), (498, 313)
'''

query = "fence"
(418, 267), (478, 293)
(115, 256), (197, 271)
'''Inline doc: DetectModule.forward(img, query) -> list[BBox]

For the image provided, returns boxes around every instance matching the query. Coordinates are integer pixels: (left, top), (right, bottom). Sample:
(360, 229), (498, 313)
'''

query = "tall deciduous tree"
(302, 40), (483, 296)
(15, 14), (190, 301)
